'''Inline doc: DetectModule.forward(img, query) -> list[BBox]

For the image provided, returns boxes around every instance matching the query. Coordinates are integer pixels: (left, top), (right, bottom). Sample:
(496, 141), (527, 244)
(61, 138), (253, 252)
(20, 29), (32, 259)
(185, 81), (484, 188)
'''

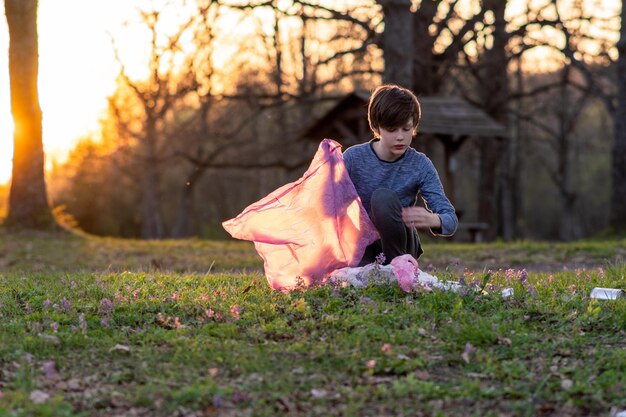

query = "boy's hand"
(401, 207), (441, 230)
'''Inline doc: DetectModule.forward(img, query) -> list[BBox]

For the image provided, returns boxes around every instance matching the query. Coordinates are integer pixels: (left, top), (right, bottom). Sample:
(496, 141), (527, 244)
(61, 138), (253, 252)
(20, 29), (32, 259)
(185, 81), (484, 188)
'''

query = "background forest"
(3, 0), (625, 242)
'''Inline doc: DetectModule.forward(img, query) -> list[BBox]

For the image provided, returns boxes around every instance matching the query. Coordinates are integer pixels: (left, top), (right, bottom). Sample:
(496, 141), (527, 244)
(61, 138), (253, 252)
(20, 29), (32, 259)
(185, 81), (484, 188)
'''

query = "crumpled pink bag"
(390, 254), (419, 292)
(222, 139), (379, 290)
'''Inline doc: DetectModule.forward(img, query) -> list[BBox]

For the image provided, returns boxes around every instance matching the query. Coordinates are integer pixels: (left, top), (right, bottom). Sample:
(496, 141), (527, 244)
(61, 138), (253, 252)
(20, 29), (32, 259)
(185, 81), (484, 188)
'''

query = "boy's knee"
(370, 188), (401, 216)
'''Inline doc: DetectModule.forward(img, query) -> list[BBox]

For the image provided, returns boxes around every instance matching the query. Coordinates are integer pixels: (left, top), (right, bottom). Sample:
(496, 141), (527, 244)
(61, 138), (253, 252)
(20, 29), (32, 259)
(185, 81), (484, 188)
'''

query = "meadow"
(1, 229), (625, 417)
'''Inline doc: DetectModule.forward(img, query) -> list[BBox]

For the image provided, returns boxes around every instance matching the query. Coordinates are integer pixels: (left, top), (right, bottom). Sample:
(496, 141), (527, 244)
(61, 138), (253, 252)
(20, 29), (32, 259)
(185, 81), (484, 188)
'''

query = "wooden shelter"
(301, 90), (508, 241)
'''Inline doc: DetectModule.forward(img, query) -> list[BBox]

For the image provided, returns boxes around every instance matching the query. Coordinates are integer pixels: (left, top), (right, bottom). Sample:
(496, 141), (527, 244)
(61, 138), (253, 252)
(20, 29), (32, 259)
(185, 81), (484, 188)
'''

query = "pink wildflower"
(518, 269), (529, 286)
(70, 281), (77, 289)
(99, 298), (113, 316)
(205, 308), (216, 319)
(458, 274), (466, 285)
(375, 252), (386, 265)
(230, 305), (241, 320)
(505, 269), (516, 282)
(381, 343), (391, 354)
(42, 361), (57, 380)
(232, 391), (249, 403)
(365, 359), (377, 370)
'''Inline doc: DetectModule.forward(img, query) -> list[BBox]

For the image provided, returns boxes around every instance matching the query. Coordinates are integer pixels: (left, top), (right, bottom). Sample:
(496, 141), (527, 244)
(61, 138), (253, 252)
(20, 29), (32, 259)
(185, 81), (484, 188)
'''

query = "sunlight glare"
(0, 6), (11, 185)
(0, 0), (165, 185)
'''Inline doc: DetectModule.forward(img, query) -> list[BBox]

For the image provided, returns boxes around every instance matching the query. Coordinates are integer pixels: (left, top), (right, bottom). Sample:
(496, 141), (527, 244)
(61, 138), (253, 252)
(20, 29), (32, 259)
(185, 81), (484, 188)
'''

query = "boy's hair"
(367, 84), (421, 137)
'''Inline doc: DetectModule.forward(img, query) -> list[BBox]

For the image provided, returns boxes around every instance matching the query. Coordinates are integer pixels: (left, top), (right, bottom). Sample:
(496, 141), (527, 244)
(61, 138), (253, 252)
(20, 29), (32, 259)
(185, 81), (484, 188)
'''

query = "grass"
(1, 229), (625, 416)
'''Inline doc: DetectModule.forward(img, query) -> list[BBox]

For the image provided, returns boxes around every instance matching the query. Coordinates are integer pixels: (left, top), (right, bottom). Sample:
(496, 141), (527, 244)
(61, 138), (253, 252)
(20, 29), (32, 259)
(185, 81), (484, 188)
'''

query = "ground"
(0, 229), (625, 417)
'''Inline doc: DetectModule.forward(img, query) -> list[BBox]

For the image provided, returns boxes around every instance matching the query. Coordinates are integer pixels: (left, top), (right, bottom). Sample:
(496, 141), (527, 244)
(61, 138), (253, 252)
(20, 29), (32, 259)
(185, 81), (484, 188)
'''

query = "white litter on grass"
(327, 263), (441, 290)
(327, 255), (513, 298)
(501, 288), (514, 298)
(109, 344), (131, 353)
(29, 390), (50, 404)
(590, 287), (625, 300)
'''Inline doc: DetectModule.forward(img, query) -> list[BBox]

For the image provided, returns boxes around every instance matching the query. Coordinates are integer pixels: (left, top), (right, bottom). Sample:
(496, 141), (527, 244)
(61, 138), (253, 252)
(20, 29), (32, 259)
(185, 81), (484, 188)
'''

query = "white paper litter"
(328, 263), (516, 299)
(501, 288), (514, 298)
(590, 287), (625, 300)
(327, 263), (442, 290)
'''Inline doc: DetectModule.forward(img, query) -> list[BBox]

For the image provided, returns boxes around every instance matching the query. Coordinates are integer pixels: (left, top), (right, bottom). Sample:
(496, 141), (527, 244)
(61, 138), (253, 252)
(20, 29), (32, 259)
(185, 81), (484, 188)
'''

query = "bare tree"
(538, 0), (622, 235)
(477, 0), (510, 240)
(226, 0), (382, 93)
(611, 1), (626, 232)
(4, 0), (54, 229)
(527, 67), (591, 240)
(379, 0), (413, 86)
(110, 8), (200, 239)
(411, 0), (488, 94)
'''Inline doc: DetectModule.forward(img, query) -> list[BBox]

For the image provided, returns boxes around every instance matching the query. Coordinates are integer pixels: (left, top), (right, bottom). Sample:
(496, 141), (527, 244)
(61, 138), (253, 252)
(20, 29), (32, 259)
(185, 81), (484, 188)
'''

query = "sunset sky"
(0, 0), (620, 185)
(0, 0), (134, 184)
(0, 0), (209, 184)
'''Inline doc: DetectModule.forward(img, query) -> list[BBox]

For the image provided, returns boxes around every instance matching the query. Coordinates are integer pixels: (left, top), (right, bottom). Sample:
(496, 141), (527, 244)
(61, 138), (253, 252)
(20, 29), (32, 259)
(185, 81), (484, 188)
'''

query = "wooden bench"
(457, 222), (490, 243)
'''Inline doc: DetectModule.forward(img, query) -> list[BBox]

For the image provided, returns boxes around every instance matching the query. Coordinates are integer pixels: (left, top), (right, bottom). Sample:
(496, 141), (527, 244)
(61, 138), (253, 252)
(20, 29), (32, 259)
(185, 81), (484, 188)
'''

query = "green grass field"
(1, 229), (625, 416)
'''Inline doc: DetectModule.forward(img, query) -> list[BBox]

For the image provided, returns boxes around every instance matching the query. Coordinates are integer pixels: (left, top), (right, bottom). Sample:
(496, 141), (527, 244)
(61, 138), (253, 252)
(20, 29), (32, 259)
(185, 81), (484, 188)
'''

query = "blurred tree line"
(36, 0), (624, 241)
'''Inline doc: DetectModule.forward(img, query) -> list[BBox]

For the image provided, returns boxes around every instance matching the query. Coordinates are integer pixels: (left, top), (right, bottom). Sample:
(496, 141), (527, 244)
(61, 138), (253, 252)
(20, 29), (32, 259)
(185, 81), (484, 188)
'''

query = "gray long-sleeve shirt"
(343, 140), (458, 236)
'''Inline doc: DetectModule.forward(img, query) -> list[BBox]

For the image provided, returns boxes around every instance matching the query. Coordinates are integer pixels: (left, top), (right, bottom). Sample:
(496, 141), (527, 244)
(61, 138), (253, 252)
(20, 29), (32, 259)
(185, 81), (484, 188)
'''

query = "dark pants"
(359, 188), (423, 266)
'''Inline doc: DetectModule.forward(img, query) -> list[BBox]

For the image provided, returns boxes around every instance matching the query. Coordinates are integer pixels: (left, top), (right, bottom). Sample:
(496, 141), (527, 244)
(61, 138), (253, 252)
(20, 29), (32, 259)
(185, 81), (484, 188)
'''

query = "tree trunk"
(478, 0), (509, 241)
(558, 193), (579, 241)
(512, 59), (524, 238)
(379, 0), (413, 88)
(172, 165), (206, 238)
(140, 121), (164, 239)
(412, 0), (437, 95)
(172, 181), (193, 239)
(4, 0), (54, 229)
(610, 2), (626, 232)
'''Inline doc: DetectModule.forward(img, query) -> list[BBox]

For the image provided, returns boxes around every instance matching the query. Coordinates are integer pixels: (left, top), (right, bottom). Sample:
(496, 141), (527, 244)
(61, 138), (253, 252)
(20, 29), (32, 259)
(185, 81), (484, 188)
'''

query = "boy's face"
(376, 118), (415, 161)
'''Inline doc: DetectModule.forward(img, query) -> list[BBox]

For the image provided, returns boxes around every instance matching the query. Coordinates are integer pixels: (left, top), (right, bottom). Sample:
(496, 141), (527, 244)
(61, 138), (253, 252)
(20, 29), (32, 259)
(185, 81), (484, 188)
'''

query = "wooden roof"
(418, 96), (508, 137)
(302, 90), (508, 140)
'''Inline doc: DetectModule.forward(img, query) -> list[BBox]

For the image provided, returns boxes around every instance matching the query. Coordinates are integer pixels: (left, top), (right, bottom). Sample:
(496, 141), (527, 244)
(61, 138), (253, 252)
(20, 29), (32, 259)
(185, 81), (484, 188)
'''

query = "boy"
(343, 84), (458, 265)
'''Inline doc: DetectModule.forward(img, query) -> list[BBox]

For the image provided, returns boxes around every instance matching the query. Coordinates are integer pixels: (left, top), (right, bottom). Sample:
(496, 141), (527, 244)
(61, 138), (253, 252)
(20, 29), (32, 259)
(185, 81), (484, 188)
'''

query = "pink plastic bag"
(222, 139), (379, 290)
(390, 254), (419, 292)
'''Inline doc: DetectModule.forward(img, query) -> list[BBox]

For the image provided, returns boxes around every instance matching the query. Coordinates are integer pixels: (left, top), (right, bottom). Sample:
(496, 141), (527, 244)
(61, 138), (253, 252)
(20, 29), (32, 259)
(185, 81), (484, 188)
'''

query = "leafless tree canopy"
(47, 0), (625, 240)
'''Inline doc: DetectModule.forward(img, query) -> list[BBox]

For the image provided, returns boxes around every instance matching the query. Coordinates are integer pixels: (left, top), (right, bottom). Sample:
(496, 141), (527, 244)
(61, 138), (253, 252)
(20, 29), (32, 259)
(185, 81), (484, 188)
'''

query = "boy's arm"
(417, 158), (458, 236)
